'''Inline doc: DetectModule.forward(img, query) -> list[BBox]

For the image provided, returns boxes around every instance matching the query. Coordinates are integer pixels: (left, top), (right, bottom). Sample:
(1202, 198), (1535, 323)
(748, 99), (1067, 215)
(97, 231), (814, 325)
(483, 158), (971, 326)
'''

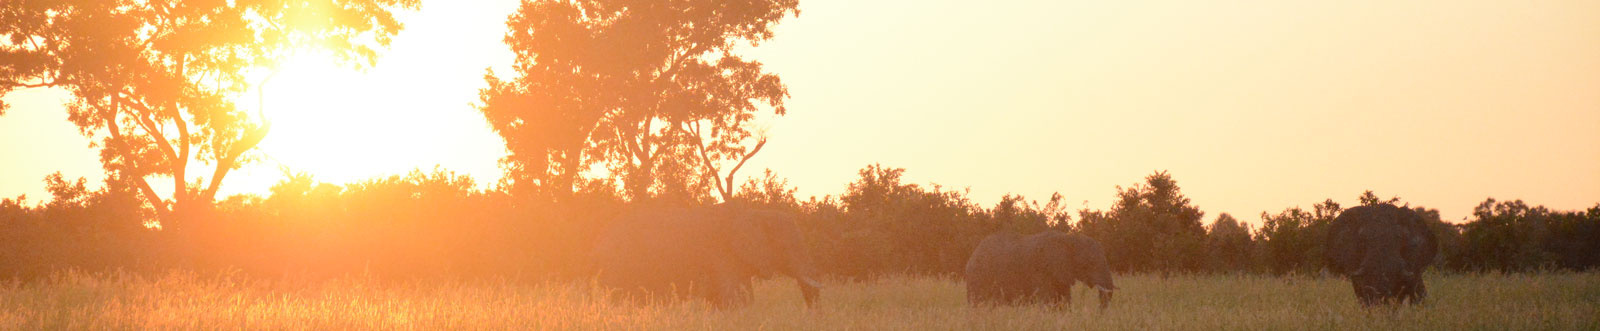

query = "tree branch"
(201, 119), (270, 202)
(204, 74), (276, 201)
(0, 80), (62, 89)
(118, 94), (181, 163)
(721, 137), (766, 200)
(689, 122), (729, 199)
(636, 114), (656, 163)
(172, 56), (192, 204)
(172, 107), (190, 203)
(103, 101), (171, 218)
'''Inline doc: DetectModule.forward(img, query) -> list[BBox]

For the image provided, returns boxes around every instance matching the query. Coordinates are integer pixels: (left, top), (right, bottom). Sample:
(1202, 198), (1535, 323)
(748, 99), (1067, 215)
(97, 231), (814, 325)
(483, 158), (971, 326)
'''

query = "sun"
(222, 46), (508, 197)
(227, 50), (432, 192)
(218, 2), (519, 198)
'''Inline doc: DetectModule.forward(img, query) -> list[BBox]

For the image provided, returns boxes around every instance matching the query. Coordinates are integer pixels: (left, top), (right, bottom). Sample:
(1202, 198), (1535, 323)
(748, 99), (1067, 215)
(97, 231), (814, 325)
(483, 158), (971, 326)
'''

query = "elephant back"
(591, 205), (716, 289)
(965, 233), (1024, 283)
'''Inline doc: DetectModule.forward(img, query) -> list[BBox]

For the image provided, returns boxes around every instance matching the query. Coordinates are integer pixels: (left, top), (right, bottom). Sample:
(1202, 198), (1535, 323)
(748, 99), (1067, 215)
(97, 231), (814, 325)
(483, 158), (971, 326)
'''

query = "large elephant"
(590, 204), (822, 308)
(1325, 203), (1438, 306)
(964, 231), (1116, 309)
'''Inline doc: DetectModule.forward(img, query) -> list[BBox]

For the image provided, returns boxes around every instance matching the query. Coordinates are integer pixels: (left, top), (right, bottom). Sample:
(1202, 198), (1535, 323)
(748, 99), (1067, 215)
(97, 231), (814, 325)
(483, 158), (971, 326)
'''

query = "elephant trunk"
(784, 247), (823, 308)
(1095, 285), (1114, 310)
(1087, 266), (1116, 310)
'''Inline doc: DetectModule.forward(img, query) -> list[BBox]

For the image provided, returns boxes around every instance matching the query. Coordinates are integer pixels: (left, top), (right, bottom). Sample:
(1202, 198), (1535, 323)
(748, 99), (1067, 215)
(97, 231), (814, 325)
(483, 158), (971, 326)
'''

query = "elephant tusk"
(801, 277), (825, 289)
(1094, 285), (1113, 293)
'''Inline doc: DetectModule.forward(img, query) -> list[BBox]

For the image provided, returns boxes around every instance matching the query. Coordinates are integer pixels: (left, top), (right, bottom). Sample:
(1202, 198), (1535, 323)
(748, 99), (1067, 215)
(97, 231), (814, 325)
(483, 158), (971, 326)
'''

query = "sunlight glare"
(215, 2), (517, 198)
(236, 49), (503, 192)
(253, 51), (382, 184)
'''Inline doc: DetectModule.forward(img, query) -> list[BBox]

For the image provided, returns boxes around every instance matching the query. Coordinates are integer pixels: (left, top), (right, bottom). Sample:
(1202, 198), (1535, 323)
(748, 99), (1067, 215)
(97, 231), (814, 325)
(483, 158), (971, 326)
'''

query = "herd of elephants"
(590, 203), (1437, 309)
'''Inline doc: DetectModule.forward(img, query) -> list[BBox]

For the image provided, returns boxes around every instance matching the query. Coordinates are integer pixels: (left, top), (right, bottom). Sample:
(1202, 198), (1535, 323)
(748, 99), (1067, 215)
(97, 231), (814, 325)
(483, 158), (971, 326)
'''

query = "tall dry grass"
(1, 271), (1595, 330)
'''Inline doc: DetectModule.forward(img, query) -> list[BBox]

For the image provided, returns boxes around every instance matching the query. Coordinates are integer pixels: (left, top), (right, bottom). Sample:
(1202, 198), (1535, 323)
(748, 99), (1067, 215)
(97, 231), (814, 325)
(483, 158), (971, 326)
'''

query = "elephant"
(964, 230), (1116, 309)
(1325, 203), (1438, 306)
(590, 203), (822, 308)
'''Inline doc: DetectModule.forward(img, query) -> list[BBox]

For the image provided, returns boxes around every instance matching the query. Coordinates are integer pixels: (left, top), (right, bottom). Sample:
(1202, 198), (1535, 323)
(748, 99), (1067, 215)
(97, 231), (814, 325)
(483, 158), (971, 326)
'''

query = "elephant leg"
(1352, 280), (1378, 306)
(970, 282), (1002, 306)
(704, 279), (736, 308)
(707, 265), (751, 308)
(1004, 286), (1027, 305)
(1046, 280), (1072, 309)
(966, 282), (982, 306)
(736, 279), (754, 306)
(715, 281), (747, 308)
(1405, 279), (1427, 305)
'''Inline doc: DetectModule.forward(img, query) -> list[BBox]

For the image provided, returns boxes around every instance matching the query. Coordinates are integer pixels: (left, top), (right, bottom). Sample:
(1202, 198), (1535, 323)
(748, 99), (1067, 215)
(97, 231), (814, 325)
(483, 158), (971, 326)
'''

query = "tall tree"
(1205, 213), (1253, 272)
(1, 0), (418, 228)
(480, 0), (798, 201)
(834, 164), (985, 275)
(1255, 199), (1339, 274)
(1459, 198), (1557, 271)
(1088, 171), (1207, 273)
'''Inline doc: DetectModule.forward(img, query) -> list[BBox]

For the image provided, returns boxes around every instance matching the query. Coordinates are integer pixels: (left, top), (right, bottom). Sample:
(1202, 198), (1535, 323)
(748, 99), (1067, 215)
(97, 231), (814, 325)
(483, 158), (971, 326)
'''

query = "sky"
(1, 0), (1596, 224)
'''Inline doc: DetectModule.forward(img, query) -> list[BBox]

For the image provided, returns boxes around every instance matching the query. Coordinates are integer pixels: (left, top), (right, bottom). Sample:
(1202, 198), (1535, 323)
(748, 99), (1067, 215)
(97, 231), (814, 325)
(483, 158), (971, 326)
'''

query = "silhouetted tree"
(0, 0), (418, 228)
(0, 174), (150, 279)
(479, 0), (798, 201)
(1545, 205), (1600, 270)
(1255, 199), (1339, 274)
(1458, 198), (1561, 271)
(988, 193), (1072, 235)
(6, 158), (1598, 279)
(733, 169), (800, 211)
(798, 164), (988, 278)
(1206, 213), (1254, 272)
(1082, 171), (1206, 273)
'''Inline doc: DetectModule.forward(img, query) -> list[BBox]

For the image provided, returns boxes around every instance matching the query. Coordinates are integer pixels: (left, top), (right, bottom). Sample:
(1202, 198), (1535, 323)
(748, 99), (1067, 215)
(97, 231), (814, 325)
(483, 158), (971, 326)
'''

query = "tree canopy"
(1079, 171), (1207, 273)
(479, 0), (799, 202)
(0, 0), (418, 227)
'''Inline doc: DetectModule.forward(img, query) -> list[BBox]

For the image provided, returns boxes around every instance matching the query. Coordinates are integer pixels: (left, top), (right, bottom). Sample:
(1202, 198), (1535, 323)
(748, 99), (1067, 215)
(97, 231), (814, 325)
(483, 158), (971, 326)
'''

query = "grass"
(1, 271), (1596, 330)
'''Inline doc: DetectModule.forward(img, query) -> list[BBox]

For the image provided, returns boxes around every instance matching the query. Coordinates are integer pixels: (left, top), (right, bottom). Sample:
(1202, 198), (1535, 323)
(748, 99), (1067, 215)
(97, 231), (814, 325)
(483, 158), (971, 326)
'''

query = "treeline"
(2, 165), (1597, 281)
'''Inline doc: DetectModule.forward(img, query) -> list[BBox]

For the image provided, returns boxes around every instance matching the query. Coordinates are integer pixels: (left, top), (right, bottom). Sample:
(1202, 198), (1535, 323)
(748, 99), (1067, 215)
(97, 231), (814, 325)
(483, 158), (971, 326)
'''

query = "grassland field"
(1, 271), (1596, 330)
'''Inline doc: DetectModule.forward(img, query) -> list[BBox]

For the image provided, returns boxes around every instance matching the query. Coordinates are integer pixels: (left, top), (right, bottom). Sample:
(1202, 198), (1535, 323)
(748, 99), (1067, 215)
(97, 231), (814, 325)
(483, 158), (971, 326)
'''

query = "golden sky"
(1, 0), (1596, 223)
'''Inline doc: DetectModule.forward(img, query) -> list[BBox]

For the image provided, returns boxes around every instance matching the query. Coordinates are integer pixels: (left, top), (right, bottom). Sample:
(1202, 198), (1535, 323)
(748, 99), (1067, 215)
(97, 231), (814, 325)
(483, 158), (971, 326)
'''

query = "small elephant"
(1325, 203), (1438, 306)
(964, 230), (1116, 309)
(591, 203), (822, 308)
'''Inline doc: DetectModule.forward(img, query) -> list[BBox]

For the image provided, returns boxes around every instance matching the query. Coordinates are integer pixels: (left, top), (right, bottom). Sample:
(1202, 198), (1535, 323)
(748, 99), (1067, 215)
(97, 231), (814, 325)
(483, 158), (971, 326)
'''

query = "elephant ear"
(1325, 207), (1365, 275)
(1399, 208), (1439, 272)
(724, 208), (781, 277)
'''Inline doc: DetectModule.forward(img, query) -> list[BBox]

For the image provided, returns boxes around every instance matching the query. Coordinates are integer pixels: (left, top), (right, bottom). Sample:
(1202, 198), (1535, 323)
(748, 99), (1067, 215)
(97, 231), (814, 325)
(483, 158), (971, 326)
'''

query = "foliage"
(989, 193), (1072, 235)
(478, 0), (798, 202)
(1455, 199), (1600, 272)
(0, 173), (150, 279)
(0, 0), (418, 227)
(1205, 213), (1254, 273)
(731, 169), (800, 211)
(809, 164), (987, 278)
(1079, 171), (1206, 273)
(1, 165), (1598, 281)
(1253, 199), (1339, 274)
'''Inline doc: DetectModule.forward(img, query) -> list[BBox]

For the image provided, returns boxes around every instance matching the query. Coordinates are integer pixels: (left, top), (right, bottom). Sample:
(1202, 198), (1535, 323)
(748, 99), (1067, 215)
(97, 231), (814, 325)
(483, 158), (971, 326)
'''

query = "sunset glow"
(2, 0), (1596, 221)
(1, 0), (1598, 328)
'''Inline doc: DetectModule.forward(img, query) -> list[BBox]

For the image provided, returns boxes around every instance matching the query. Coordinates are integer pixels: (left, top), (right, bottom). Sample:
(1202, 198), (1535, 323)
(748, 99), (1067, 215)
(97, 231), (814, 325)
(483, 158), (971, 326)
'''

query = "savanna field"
(2, 271), (1595, 330)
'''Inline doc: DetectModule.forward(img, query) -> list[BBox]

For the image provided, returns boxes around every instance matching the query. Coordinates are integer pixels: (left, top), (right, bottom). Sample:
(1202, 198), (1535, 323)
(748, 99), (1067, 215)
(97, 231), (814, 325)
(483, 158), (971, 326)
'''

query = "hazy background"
(2, 0), (1596, 223)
